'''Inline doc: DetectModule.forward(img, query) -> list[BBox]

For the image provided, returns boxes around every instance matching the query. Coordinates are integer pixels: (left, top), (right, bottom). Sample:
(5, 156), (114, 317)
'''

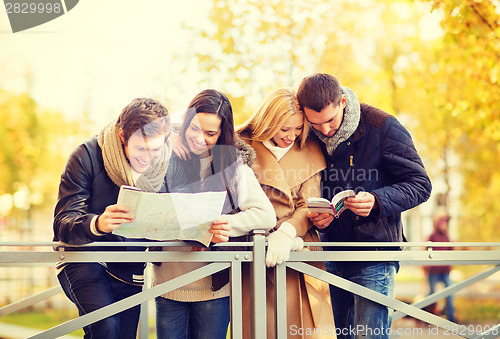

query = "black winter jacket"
(53, 136), (168, 285)
(315, 104), (431, 249)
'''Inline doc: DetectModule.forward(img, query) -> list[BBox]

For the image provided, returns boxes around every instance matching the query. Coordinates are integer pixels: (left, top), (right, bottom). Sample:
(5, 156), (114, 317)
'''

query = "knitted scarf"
(312, 86), (360, 155)
(97, 119), (171, 193)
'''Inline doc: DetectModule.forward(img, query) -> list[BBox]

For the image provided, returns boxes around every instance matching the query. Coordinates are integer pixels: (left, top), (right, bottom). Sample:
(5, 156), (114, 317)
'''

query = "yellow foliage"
(0, 88), (91, 217)
(177, 0), (500, 240)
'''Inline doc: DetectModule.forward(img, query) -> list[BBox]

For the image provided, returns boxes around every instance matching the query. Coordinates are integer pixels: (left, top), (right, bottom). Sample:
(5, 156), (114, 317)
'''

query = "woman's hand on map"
(209, 218), (231, 243)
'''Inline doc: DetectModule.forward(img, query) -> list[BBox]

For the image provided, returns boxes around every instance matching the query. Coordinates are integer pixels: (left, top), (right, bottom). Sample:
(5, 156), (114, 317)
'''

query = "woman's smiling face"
(271, 112), (304, 148)
(185, 113), (222, 155)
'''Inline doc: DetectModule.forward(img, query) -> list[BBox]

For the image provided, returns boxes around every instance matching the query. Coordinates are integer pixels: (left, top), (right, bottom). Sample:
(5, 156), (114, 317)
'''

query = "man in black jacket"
(53, 98), (171, 338)
(297, 73), (431, 339)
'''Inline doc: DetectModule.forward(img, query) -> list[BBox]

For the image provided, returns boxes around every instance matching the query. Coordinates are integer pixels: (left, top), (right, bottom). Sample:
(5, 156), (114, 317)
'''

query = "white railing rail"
(1, 234), (500, 339)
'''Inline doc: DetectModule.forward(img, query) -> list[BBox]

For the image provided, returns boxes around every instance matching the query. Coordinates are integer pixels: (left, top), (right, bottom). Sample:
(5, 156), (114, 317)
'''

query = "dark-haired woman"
(152, 89), (275, 339)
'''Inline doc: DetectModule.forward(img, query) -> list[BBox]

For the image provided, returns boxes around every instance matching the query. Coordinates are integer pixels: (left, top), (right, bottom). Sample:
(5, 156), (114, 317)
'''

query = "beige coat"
(240, 134), (336, 339)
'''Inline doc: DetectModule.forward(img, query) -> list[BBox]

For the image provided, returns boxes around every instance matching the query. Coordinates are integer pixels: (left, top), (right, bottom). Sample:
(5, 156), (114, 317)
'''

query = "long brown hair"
(180, 89), (240, 212)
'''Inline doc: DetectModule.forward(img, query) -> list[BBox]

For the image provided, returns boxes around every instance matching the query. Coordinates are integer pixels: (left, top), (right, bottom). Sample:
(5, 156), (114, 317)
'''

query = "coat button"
(347, 142), (351, 146)
(355, 216), (361, 220)
(330, 164), (334, 168)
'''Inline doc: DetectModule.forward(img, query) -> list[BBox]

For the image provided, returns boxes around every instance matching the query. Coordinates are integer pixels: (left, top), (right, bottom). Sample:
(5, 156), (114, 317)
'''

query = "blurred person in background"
(425, 212), (455, 323)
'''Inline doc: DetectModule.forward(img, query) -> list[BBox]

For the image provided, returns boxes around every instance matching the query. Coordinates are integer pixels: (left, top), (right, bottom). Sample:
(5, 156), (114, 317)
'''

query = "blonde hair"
(237, 87), (309, 148)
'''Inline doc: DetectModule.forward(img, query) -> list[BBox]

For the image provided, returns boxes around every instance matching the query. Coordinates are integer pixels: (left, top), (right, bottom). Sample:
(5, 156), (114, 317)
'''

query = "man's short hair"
(297, 73), (343, 112)
(117, 98), (170, 143)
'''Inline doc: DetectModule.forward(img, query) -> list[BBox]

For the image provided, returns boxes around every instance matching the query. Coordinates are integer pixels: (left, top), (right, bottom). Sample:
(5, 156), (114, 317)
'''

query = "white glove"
(266, 222), (296, 267)
(291, 236), (304, 251)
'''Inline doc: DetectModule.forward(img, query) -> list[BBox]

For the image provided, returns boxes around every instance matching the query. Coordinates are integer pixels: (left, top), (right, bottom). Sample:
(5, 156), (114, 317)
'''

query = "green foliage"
(0, 90), (39, 195)
(454, 297), (500, 323)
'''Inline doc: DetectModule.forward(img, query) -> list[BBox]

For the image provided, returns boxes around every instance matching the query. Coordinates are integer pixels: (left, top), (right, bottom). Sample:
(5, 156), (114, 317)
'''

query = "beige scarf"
(97, 119), (171, 192)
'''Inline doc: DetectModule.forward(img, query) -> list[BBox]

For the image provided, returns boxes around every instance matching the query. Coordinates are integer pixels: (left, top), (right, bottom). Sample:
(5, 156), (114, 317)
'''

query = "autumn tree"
(175, 0), (499, 241)
(177, 0), (336, 123)
(405, 0), (500, 240)
(0, 88), (91, 233)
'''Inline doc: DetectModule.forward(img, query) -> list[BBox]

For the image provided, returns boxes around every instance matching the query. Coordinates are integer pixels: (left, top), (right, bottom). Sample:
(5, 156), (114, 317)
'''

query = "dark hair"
(117, 98), (170, 142)
(297, 73), (343, 112)
(180, 89), (239, 211)
(180, 89), (235, 147)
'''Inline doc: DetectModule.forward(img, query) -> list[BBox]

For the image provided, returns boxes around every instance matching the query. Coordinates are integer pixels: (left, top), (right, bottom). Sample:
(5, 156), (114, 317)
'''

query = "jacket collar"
(249, 138), (325, 198)
(235, 135), (256, 167)
(351, 117), (365, 142)
(250, 140), (292, 197)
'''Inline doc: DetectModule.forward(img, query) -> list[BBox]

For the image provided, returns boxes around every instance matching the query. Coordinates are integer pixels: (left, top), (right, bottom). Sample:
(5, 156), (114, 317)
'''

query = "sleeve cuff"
(370, 193), (383, 218)
(90, 215), (107, 236)
(278, 222), (297, 239)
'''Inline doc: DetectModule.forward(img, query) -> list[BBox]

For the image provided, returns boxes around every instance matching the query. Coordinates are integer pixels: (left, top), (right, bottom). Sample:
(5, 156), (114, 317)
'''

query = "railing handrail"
(1, 240), (500, 247)
(1, 239), (500, 339)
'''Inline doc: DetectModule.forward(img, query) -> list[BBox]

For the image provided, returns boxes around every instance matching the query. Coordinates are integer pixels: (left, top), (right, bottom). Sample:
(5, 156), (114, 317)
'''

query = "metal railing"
(1, 234), (500, 339)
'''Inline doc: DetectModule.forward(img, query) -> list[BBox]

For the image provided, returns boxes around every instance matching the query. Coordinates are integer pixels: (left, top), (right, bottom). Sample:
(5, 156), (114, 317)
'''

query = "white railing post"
(230, 258), (243, 339)
(275, 262), (287, 338)
(138, 266), (150, 339)
(250, 230), (267, 339)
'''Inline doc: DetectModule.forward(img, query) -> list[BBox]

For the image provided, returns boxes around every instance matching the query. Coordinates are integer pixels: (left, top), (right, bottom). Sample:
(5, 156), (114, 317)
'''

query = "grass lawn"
(0, 309), (84, 337)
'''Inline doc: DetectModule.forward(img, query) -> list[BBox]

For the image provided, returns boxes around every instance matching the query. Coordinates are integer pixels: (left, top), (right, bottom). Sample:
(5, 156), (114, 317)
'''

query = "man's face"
(121, 129), (168, 173)
(304, 95), (346, 138)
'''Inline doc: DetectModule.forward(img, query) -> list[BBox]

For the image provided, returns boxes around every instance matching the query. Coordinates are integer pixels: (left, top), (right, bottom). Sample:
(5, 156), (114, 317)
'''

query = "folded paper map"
(114, 185), (227, 247)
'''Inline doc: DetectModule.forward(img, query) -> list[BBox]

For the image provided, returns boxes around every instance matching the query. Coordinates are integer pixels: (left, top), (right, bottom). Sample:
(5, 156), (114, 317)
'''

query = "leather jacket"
(53, 135), (168, 285)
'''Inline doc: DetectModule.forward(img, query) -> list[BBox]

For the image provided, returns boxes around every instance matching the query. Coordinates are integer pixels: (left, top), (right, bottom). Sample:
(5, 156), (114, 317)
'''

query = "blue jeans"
(428, 272), (455, 322)
(58, 263), (142, 339)
(326, 261), (398, 339)
(155, 296), (230, 339)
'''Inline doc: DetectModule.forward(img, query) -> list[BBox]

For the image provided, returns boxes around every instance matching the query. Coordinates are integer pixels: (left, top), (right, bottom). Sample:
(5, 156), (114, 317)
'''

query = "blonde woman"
(237, 88), (336, 338)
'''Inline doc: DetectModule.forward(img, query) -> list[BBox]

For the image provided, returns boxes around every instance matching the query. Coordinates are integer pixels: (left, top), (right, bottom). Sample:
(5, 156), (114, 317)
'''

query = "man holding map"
(53, 98), (176, 339)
